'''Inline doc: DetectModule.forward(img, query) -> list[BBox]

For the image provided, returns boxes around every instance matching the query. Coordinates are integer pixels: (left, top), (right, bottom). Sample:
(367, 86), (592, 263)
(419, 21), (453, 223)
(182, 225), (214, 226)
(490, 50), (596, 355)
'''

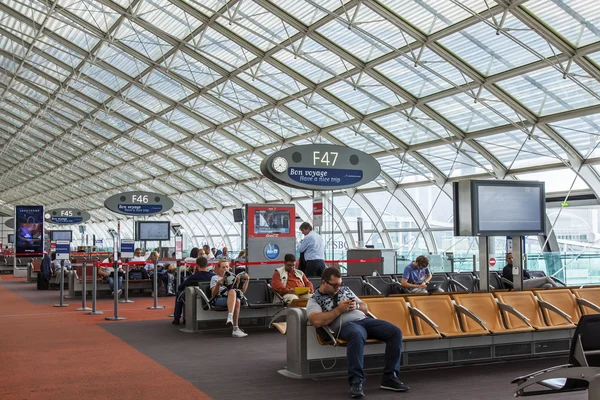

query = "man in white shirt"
(297, 222), (326, 277)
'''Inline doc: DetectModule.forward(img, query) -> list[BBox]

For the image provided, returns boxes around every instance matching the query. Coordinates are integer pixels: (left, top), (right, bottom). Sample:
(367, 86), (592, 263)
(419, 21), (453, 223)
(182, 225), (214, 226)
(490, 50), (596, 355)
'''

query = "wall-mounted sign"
(313, 198), (323, 227)
(260, 144), (381, 190)
(4, 218), (14, 228)
(264, 243), (280, 260)
(15, 206), (44, 254)
(55, 240), (70, 260)
(121, 239), (134, 259)
(45, 208), (90, 225)
(104, 192), (173, 216)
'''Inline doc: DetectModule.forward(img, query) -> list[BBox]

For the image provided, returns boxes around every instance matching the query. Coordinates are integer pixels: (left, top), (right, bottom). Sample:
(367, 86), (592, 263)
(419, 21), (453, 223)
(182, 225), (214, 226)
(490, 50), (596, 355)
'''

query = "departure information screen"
(137, 221), (170, 241)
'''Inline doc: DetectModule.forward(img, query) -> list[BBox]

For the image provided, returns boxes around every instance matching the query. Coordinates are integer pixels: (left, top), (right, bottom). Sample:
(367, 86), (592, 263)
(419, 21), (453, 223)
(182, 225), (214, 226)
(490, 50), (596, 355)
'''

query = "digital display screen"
(474, 182), (545, 235)
(51, 230), (72, 242)
(15, 205), (44, 254)
(253, 210), (290, 235)
(8, 234), (14, 244)
(137, 221), (170, 241)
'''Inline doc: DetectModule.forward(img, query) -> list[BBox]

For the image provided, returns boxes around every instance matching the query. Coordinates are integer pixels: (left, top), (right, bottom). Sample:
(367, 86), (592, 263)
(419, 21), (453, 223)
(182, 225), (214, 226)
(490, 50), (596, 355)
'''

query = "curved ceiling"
(0, 0), (598, 223)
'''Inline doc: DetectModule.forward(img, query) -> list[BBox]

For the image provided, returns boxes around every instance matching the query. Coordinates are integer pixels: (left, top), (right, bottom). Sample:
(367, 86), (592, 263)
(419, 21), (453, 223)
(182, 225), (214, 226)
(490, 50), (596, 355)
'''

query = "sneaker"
(232, 329), (248, 338)
(172, 318), (180, 325)
(117, 289), (123, 298)
(380, 378), (410, 392)
(226, 314), (233, 326)
(350, 381), (364, 398)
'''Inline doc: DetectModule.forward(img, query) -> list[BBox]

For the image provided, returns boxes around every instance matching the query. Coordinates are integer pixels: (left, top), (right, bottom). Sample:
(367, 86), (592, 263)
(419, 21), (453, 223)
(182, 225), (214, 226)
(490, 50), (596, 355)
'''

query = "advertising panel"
(15, 205), (44, 254)
(246, 205), (295, 238)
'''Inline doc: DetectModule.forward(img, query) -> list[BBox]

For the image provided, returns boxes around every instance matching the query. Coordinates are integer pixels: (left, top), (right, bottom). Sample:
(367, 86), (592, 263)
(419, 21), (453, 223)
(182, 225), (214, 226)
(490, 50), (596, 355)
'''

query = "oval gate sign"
(104, 192), (173, 216)
(4, 218), (14, 228)
(261, 144), (381, 190)
(45, 208), (91, 224)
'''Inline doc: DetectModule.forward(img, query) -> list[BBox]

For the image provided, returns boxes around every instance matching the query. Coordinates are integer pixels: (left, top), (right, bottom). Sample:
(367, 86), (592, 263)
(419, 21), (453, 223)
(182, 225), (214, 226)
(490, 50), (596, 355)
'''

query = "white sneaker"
(226, 315), (233, 326)
(118, 289), (123, 298)
(232, 329), (248, 338)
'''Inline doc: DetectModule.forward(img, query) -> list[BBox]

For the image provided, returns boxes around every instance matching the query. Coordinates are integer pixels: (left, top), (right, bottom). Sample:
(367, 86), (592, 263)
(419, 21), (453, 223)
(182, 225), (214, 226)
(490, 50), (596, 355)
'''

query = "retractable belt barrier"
(53, 262), (69, 308)
(86, 263), (103, 315)
(148, 259), (165, 310)
(104, 260), (125, 321)
(75, 261), (91, 311)
(177, 257), (382, 267)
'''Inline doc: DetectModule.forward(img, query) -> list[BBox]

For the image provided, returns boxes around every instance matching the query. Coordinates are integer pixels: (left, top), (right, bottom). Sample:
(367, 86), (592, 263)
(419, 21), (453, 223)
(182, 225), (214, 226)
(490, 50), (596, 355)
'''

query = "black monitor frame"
(136, 221), (171, 241)
(51, 230), (73, 242)
(7, 234), (14, 244)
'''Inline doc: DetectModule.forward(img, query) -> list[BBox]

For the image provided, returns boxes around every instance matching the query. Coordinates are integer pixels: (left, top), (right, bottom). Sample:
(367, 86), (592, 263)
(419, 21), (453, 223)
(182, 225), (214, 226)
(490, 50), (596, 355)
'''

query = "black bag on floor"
(37, 270), (49, 290)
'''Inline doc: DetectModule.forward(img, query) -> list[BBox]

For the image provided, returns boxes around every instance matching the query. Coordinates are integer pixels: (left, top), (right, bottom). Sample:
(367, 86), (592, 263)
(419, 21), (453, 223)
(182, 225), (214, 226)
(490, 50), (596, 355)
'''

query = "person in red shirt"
(271, 253), (314, 304)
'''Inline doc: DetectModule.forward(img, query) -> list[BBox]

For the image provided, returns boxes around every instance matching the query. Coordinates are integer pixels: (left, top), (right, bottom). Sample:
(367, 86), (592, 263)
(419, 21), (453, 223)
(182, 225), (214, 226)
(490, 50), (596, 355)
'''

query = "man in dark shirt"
(502, 253), (556, 289)
(172, 256), (215, 325)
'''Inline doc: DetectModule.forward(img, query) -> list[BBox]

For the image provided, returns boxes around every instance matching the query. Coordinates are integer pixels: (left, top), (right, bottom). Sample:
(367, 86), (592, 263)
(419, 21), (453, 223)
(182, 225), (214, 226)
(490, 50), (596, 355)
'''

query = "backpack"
(37, 270), (49, 290)
(129, 269), (144, 280)
(157, 278), (168, 297)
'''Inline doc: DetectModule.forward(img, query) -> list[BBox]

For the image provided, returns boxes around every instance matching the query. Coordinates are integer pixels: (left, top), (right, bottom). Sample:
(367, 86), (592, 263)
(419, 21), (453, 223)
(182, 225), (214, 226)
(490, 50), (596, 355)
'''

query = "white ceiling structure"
(0, 0), (599, 249)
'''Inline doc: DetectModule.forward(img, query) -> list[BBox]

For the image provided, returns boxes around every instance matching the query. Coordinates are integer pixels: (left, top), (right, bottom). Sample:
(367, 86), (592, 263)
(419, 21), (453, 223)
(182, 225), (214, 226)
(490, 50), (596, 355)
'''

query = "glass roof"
(0, 0), (598, 222)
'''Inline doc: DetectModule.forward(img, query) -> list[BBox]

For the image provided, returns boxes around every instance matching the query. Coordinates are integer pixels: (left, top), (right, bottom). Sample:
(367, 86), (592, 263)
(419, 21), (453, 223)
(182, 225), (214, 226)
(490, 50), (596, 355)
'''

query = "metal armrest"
(455, 304), (489, 332)
(538, 300), (573, 324)
(500, 277), (514, 288)
(363, 281), (382, 295)
(194, 287), (213, 310)
(448, 278), (469, 292)
(576, 298), (600, 313)
(408, 305), (441, 336)
(267, 283), (286, 303)
(497, 302), (533, 328)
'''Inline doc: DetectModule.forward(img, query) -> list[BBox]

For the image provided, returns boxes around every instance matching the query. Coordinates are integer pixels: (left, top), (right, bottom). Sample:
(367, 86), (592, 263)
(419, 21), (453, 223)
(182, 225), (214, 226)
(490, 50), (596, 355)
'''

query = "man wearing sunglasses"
(307, 267), (409, 398)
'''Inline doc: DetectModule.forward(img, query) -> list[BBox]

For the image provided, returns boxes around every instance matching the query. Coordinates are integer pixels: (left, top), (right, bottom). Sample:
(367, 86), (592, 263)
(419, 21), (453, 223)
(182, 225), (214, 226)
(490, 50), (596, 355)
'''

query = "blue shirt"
(403, 262), (430, 284)
(297, 231), (324, 261)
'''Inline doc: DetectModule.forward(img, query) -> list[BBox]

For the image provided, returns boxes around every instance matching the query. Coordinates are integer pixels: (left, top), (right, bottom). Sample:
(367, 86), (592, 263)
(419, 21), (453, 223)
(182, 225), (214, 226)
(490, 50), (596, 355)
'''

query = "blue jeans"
(173, 291), (185, 319)
(338, 318), (403, 385)
(105, 276), (123, 292)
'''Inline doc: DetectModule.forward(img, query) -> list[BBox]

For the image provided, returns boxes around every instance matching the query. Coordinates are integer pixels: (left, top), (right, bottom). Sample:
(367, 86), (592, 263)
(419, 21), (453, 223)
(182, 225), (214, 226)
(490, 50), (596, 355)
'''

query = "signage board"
(489, 257), (496, 267)
(246, 204), (295, 239)
(104, 192), (173, 216)
(15, 206), (44, 254)
(95, 239), (103, 247)
(121, 239), (135, 259)
(4, 218), (14, 228)
(260, 144), (381, 190)
(55, 240), (70, 260)
(313, 198), (323, 227)
(45, 208), (90, 224)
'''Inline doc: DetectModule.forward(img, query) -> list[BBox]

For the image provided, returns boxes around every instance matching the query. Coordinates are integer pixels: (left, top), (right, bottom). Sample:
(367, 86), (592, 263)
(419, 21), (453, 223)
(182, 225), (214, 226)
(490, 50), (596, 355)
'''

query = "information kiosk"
(245, 204), (295, 279)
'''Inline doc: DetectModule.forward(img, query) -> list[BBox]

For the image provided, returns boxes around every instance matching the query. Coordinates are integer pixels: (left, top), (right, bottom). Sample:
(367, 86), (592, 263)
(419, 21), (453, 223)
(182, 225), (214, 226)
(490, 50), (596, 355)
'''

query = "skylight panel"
(376, 48), (471, 97)
(130, 129), (168, 149)
(81, 62), (128, 91)
(272, 37), (352, 83)
(220, 185), (260, 204)
(385, 0), (496, 35)
(496, 65), (600, 117)
(95, 110), (132, 131)
(3, 102), (30, 120)
(2, 0), (50, 24)
(176, 171), (207, 188)
(213, 160), (254, 180)
(12, 81), (48, 103)
(146, 119), (188, 142)
(137, 0), (202, 39)
(181, 0), (223, 16)
(148, 178), (177, 195)
(59, 92), (96, 114)
(69, 80), (111, 103)
(548, 114), (600, 159)
(133, 159), (163, 176)
(107, 98), (150, 123)
(235, 153), (264, 174)
(218, 1), (298, 52)
(428, 89), (524, 132)
(200, 166), (231, 184)
(524, 0), (600, 47)
(185, 95), (237, 124)
(286, 93), (352, 127)
(474, 129), (567, 169)
(115, 19), (173, 62)
(328, 125), (391, 154)
(149, 154), (180, 171)
(141, 71), (194, 102)
(27, 53), (70, 82)
(223, 121), (277, 147)
(192, 28), (256, 72)
(18, 68), (58, 92)
(252, 109), (311, 138)
(209, 80), (268, 113)
(180, 138), (220, 161)
(244, 180), (282, 201)
(61, 0), (119, 33)
(239, 61), (306, 100)
(199, 132), (246, 155)
(163, 108), (210, 133)
(326, 73), (403, 114)
(34, 36), (83, 68)
(0, 53), (18, 74)
(163, 51), (221, 88)
(161, 147), (200, 168)
(373, 109), (452, 145)
(438, 15), (561, 76)
(96, 43), (149, 77)
(273, 0), (351, 26)
(45, 14), (100, 52)
(114, 137), (148, 155)
(123, 85), (171, 113)
(317, 4), (415, 62)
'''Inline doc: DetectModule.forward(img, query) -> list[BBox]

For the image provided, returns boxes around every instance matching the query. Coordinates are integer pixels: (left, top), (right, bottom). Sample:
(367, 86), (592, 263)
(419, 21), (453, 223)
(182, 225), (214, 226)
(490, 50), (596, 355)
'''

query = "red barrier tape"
(179, 258), (382, 267)
(93, 261), (153, 267)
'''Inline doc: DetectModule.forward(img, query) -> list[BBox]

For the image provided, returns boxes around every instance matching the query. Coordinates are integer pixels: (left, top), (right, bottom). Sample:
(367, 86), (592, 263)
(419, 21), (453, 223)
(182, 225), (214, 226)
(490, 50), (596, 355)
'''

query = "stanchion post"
(54, 264), (69, 307)
(119, 263), (133, 303)
(105, 229), (125, 321)
(76, 261), (91, 311)
(169, 261), (182, 317)
(148, 257), (165, 310)
(86, 264), (103, 315)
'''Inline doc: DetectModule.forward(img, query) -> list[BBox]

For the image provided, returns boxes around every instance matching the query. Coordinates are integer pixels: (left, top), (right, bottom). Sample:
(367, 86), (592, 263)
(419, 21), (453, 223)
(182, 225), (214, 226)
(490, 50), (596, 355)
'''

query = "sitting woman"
(98, 252), (124, 296)
(210, 259), (250, 338)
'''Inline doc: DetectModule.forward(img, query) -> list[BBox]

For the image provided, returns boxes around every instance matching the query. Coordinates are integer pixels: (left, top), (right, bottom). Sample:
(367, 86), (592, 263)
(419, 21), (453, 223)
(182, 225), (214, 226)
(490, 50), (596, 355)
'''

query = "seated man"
(307, 267), (409, 398)
(172, 257), (214, 325)
(502, 253), (557, 289)
(98, 252), (123, 296)
(400, 255), (432, 294)
(211, 259), (249, 338)
(271, 253), (314, 304)
(51, 253), (71, 284)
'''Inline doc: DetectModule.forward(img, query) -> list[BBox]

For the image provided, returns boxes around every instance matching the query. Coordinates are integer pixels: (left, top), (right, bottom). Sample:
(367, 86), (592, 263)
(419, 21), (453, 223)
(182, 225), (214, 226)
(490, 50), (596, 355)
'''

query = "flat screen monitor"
(15, 205), (44, 254)
(136, 221), (170, 241)
(51, 230), (72, 242)
(472, 180), (545, 236)
(8, 234), (14, 244)
(232, 208), (244, 223)
(253, 209), (290, 235)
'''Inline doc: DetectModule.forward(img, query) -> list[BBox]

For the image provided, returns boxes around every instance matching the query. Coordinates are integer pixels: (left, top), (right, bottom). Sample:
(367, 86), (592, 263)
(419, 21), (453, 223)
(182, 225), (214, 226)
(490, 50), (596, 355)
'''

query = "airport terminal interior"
(1, 0), (600, 399)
